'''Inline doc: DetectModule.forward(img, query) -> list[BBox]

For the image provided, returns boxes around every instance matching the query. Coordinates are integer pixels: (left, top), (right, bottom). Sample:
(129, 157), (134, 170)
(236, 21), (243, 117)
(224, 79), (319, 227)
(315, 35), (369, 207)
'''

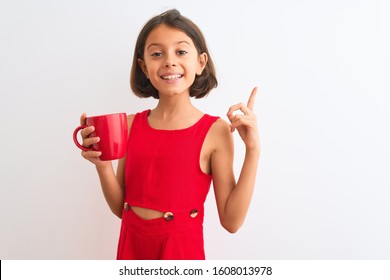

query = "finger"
(227, 109), (236, 122)
(229, 115), (244, 131)
(81, 150), (102, 159)
(226, 113), (236, 132)
(82, 136), (100, 147)
(227, 102), (251, 116)
(227, 115), (236, 133)
(227, 109), (243, 124)
(80, 126), (95, 139)
(228, 114), (249, 132)
(230, 115), (249, 128)
(247, 87), (258, 111)
(233, 115), (256, 126)
(80, 113), (87, 125)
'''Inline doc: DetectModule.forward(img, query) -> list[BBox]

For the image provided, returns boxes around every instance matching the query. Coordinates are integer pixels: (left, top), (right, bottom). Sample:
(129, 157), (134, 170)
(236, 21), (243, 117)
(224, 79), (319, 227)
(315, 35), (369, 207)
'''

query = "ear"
(196, 52), (208, 75)
(138, 58), (149, 78)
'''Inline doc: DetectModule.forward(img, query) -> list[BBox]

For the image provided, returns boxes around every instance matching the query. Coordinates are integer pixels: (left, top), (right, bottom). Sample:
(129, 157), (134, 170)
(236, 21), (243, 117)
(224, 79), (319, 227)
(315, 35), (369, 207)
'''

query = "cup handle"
(73, 125), (91, 151)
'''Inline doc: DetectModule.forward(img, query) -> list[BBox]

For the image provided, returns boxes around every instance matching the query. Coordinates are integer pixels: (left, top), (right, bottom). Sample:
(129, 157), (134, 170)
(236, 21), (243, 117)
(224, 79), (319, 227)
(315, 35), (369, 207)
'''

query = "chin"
(159, 89), (190, 97)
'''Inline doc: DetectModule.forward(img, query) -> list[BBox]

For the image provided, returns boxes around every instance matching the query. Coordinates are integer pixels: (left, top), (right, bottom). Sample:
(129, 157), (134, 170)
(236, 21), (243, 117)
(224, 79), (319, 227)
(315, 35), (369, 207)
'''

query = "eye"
(177, 50), (188, 55)
(151, 52), (163, 57)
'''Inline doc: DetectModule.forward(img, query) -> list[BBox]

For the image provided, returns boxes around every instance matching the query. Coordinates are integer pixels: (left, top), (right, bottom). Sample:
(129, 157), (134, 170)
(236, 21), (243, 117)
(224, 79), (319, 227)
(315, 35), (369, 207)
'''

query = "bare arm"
(94, 161), (125, 218)
(211, 87), (260, 233)
(80, 113), (134, 218)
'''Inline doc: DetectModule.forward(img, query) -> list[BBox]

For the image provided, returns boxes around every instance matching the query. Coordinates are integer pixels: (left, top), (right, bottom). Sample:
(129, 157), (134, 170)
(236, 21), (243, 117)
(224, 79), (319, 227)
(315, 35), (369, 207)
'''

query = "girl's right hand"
(79, 113), (111, 167)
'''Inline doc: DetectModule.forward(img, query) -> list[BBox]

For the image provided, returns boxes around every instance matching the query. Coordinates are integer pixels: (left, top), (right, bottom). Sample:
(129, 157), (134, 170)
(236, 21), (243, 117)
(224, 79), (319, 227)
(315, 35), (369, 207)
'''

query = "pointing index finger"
(247, 87), (258, 111)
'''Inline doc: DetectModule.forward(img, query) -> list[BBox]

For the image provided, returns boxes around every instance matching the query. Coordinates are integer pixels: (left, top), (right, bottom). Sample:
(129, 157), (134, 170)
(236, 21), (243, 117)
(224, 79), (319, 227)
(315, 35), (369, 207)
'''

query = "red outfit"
(117, 109), (219, 260)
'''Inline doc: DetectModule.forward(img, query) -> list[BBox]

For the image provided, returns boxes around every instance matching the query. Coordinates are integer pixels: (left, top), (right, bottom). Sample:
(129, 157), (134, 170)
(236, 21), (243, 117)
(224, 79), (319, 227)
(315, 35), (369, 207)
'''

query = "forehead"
(145, 24), (195, 48)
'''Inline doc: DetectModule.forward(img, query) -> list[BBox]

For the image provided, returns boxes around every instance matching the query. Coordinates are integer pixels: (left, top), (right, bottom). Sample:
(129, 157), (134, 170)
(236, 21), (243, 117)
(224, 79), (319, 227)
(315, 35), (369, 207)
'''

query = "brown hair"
(130, 9), (218, 99)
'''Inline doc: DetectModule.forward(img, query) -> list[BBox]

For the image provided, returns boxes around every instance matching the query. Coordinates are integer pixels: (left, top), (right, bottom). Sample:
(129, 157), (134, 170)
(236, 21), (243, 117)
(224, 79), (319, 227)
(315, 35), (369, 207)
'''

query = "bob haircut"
(130, 9), (218, 99)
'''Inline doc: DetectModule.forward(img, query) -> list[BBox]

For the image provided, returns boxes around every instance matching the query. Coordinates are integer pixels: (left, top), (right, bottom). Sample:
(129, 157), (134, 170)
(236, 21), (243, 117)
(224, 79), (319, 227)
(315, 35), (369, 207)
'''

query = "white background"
(1, 0), (389, 259)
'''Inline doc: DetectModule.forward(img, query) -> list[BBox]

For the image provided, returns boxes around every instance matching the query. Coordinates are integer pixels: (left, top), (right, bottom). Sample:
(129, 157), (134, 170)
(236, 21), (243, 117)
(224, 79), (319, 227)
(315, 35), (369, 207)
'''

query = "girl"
(79, 9), (260, 260)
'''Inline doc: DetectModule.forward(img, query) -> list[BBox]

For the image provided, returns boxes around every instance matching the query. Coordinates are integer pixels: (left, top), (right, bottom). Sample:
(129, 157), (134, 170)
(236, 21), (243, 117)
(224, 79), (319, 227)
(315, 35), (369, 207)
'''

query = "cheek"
(145, 63), (160, 75)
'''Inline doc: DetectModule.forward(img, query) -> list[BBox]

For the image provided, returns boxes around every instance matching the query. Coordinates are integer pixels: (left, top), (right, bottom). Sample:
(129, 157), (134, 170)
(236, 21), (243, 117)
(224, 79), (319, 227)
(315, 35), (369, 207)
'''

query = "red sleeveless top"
(124, 109), (219, 213)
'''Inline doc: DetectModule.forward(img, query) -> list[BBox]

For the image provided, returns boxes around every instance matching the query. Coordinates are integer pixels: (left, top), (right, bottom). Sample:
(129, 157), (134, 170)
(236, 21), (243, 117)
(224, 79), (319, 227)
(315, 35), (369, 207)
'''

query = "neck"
(153, 92), (199, 120)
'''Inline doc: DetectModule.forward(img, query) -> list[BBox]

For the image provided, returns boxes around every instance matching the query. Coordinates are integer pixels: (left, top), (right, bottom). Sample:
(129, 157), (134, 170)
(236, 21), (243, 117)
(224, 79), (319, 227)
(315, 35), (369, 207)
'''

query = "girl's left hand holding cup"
(227, 87), (260, 152)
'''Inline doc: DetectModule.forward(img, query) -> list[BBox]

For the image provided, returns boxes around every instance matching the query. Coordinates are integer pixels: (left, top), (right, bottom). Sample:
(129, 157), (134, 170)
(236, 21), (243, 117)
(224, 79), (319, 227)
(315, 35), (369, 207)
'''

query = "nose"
(164, 53), (177, 67)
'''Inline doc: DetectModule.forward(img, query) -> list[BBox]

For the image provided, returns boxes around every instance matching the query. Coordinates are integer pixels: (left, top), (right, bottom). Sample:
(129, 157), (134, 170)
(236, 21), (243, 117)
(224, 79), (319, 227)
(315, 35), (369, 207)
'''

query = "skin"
(80, 24), (260, 233)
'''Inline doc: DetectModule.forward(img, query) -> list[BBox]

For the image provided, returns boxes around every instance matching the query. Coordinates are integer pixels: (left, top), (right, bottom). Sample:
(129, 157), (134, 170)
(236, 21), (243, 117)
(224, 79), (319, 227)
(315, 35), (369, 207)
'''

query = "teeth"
(162, 74), (182, 80)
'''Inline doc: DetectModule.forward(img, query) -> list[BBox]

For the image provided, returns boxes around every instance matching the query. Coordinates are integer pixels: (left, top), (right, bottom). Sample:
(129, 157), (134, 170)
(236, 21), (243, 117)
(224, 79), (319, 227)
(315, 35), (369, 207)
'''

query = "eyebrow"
(146, 40), (191, 50)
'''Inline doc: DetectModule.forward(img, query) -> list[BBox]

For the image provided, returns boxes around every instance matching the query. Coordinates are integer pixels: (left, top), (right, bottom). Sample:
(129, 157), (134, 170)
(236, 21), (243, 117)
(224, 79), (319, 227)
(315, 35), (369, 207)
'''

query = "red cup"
(73, 113), (128, 161)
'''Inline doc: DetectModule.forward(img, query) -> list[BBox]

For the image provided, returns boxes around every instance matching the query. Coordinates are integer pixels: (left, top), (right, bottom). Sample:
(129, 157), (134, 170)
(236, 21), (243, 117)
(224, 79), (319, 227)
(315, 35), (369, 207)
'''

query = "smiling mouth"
(161, 74), (183, 80)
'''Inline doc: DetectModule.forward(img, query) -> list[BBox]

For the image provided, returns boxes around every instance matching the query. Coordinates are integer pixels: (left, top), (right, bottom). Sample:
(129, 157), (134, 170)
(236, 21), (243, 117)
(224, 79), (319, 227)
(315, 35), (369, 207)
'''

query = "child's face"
(138, 24), (207, 98)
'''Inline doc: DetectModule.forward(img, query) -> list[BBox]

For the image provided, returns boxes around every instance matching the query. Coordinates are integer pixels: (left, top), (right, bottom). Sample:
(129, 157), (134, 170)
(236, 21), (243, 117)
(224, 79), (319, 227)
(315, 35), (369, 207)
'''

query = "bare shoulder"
(210, 118), (231, 137)
(208, 118), (233, 151)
